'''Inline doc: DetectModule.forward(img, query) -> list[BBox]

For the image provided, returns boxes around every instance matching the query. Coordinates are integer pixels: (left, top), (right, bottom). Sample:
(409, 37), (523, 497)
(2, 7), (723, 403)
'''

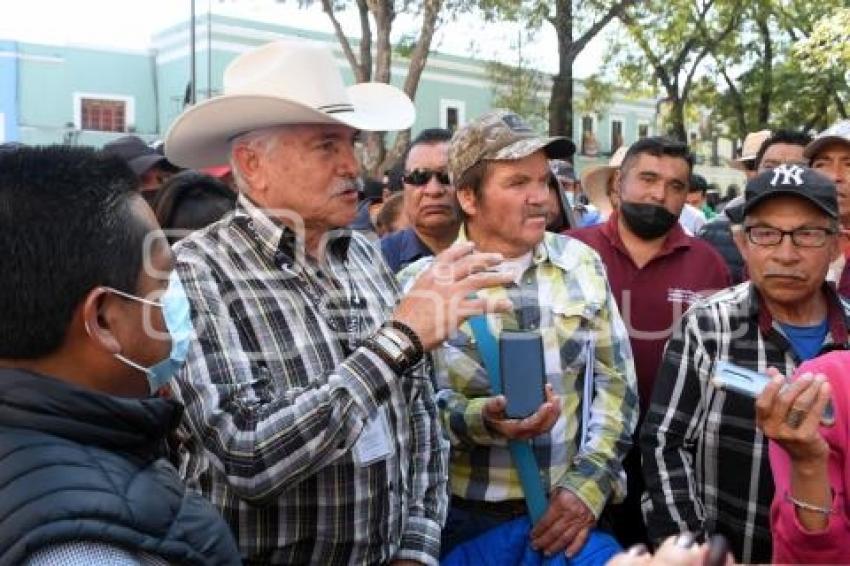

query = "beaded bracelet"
(785, 491), (834, 516)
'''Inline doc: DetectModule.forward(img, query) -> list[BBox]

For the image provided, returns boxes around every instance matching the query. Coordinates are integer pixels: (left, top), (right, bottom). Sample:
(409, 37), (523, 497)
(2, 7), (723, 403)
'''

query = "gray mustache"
(525, 205), (548, 218)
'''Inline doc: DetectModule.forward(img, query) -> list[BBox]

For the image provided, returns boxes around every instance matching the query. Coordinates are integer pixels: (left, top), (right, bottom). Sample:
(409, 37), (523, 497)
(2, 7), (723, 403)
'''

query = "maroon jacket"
(838, 257), (850, 298)
(568, 213), (732, 409)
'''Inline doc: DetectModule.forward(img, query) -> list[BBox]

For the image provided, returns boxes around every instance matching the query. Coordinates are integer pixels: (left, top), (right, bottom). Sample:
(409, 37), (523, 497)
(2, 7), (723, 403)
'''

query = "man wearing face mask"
(568, 137), (730, 547)
(0, 146), (240, 564)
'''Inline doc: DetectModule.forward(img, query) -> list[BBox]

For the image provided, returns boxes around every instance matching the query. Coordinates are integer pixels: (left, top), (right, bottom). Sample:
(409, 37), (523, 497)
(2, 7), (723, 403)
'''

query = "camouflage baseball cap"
(448, 110), (576, 183)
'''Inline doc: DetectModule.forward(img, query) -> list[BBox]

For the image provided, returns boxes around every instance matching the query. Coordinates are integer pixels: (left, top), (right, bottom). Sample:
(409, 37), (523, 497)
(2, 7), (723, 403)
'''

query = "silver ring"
(785, 407), (806, 428)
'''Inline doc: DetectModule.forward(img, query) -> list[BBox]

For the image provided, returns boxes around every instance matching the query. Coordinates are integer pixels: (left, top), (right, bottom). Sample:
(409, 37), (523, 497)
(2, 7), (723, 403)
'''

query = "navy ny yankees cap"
(743, 164), (838, 219)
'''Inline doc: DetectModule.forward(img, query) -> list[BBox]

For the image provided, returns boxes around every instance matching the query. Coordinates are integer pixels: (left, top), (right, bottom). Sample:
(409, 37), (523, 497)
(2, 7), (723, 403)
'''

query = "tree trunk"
(361, 0), (396, 176)
(719, 68), (747, 136)
(548, 0), (574, 137)
(356, 0), (372, 82)
(381, 0), (443, 174)
(669, 98), (688, 142)
(756, 12), (772, 127)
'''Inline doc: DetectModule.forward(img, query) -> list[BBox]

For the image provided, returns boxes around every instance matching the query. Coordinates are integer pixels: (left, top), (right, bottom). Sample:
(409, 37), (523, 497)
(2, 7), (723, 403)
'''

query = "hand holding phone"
(712, 361), (834, 425)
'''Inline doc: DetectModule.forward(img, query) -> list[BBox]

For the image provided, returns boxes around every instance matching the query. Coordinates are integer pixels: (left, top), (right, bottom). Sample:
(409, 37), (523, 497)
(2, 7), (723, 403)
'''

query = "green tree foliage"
(476, 0), (634, 136)
(793, 8), (850, 71)
(609, 0), (849, 145)
(612, 0), (741, 142)
(699, 1), (849, 137)
(486, 32), (549, 130)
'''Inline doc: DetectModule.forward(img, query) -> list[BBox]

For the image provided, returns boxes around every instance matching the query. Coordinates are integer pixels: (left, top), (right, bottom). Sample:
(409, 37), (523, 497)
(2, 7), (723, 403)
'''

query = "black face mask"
(619, 201), (679, 240)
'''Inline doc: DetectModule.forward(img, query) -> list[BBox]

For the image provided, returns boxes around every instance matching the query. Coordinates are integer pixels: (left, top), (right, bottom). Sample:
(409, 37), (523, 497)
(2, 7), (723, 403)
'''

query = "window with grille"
(80, 98), (126, 132)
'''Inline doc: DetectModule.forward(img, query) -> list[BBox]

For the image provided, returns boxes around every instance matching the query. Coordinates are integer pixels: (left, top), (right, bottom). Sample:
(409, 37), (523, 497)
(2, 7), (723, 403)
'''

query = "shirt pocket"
(548, 302), (601, 375)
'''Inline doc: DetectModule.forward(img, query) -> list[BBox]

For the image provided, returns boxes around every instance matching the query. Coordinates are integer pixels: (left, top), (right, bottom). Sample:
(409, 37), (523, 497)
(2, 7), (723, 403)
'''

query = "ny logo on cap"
(770, 163), (805, 187)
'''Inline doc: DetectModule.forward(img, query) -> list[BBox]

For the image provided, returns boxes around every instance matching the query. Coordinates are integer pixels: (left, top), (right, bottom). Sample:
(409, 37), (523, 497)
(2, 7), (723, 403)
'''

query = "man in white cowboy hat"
(163, 40), (516, 565)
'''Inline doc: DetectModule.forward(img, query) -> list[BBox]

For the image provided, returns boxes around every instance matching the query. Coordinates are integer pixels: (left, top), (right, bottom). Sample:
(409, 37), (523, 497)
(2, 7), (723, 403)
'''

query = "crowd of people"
(2, 38), (850, 565)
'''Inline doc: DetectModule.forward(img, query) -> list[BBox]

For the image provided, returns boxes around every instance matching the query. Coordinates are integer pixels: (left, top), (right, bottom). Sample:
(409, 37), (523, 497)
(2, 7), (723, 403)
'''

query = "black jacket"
(698, 215), (746, 284)
(0, 368), (241, 565)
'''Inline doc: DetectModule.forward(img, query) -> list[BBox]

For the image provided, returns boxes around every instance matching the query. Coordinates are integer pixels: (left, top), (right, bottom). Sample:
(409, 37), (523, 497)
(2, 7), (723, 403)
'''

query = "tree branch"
(321, 0), (366, 82)
(621, 11), (674, 93)
(568, 0), (638, 61)
(400, 0), (443, 98)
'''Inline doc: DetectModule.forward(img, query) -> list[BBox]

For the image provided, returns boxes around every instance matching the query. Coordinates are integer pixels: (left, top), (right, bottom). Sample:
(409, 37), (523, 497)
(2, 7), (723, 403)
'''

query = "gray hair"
(229, 125), (291, 193)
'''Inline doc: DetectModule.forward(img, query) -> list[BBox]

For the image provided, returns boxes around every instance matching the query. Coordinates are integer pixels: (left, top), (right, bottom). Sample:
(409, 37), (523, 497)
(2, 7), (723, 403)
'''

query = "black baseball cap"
(550, 159), (576, 181)
(743, 165), (837, 219)
(102, 135), (168, 176)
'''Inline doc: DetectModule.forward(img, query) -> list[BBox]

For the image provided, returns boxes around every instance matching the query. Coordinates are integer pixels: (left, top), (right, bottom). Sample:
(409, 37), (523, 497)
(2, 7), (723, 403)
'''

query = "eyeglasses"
(403, 169), (451, 187)
(745, 225), (836, 248)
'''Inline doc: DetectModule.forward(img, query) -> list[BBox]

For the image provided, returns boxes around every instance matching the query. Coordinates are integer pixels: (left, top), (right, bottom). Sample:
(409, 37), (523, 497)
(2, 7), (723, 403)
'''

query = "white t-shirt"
(494, 251), (534, 285)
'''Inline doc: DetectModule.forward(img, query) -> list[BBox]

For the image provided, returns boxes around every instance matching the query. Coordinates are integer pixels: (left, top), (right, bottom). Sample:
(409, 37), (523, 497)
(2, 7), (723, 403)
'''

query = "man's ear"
(828, 229), (850, 263)
(732, 226), (748, 259)
(231, 145), (264, 194)
(81, 288), (122, 355)
(609, 171), (622, 210)
(456, 186), (477, 219)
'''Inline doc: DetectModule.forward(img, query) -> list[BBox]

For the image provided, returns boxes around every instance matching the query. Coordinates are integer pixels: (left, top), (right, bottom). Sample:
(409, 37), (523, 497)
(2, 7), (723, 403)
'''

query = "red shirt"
(568, 213), (731, 409)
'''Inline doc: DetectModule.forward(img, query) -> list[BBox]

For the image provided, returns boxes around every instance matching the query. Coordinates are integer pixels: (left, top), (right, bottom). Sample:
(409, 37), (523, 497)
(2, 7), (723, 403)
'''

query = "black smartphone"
(499, 330), (546, 419)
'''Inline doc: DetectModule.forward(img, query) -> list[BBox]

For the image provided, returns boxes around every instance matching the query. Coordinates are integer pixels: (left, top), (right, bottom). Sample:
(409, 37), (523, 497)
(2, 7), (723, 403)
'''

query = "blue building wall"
(15, 42), (158, 146)
(1, 14), (657, 163)
(0, 40), (19, 142)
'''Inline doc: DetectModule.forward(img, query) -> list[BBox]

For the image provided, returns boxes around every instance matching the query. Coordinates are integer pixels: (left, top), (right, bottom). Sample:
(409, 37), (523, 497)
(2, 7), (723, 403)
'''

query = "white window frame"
(73, 92), (136, 132)
(637, 120), (651, 139)
(439, 99), (466, 131)
(609, 114), (625, 151)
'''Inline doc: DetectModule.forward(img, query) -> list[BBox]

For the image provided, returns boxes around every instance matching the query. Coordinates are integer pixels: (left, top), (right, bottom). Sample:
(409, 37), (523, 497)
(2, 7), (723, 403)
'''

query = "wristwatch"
(362, 324), (422, 374)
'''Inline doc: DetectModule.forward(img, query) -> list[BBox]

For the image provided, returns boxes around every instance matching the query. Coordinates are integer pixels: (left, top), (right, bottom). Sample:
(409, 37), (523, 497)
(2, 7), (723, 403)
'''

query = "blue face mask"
(101, 272), (193, 394)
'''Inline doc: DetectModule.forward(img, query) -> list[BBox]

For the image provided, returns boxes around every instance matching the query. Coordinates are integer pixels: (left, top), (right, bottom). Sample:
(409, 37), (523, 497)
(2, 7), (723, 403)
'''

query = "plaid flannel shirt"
(640, 282), (850, 564)
(171, 194), (448, 565)
(398, 229), (638, 517)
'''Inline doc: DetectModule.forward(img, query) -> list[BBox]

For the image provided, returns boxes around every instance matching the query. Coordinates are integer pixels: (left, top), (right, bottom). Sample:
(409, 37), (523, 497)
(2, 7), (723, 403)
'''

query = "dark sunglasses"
(403, 169), (451, 187)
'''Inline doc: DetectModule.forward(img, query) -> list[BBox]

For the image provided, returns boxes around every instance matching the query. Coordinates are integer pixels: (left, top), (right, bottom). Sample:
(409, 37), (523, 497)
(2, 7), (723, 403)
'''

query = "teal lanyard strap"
(468, 314), (549, 524)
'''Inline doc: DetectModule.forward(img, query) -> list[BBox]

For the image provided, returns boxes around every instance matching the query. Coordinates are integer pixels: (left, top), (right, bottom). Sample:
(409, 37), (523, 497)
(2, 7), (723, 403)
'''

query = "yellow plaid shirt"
(398, 228), (638, 516)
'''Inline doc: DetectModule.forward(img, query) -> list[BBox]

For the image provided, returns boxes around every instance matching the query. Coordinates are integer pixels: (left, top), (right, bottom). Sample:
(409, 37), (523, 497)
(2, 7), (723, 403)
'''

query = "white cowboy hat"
(164, 41), (416, 169)
(580, 145), (629, 218)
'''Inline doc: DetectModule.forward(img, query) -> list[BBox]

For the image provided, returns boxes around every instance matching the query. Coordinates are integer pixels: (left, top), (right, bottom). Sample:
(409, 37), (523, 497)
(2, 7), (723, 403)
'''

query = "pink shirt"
(769, 351), (850, 564)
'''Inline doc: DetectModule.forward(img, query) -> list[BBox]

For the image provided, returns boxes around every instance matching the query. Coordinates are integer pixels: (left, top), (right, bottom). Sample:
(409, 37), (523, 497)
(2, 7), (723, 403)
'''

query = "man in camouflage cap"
(398, 110), (638, 558)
